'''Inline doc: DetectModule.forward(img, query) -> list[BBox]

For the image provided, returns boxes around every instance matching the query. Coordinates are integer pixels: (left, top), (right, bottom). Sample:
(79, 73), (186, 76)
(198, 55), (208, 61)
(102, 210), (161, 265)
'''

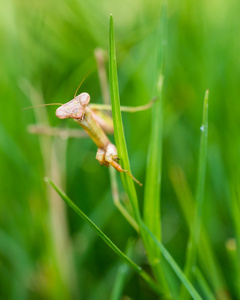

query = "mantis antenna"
(23, 70), (92, 110)
(23, 103), (64, 110)
(74, 70), (92, 99)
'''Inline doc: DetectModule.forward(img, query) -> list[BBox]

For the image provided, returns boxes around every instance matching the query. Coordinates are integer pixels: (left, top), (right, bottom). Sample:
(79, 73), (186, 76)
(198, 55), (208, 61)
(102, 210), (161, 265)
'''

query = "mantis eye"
(79, 92), (90, 107)
(56, 106), (69, 119)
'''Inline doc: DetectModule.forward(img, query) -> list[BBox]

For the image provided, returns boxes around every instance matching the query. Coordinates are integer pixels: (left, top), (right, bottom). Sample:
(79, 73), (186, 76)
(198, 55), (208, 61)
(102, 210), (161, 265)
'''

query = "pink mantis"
(55, 92), (155, 186)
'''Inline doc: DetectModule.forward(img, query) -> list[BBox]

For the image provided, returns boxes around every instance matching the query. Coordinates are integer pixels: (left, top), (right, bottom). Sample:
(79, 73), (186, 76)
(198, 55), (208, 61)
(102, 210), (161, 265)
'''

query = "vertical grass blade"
(109, 14), (141, 223)
(180, 90), (209, 299)
(109, 167), (139, 232)
(194, 90), (209, 244)
(108, 14), (203, 299)
(143, 1), (166, 239)
(143, 4), (169, 291)
(109, 16), (157, 288)
(109, 16), (170, 297)
(170, 167), (229, 297)
(109, 15), (167, 293)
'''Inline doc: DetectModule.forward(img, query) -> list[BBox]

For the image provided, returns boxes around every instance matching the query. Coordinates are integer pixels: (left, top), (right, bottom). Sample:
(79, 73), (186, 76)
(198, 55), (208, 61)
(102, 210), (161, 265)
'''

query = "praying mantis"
(55, 92), (155, 186)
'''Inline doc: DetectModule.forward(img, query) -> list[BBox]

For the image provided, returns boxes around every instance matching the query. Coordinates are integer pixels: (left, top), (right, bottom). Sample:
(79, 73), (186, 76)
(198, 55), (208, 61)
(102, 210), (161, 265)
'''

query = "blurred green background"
(1, 0), (240, 299)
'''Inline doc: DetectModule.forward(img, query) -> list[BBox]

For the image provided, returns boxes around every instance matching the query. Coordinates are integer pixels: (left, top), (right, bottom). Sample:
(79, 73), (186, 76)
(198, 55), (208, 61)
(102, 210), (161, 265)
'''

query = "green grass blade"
(109, 13), (202, 299)
(194, 268), (215, 300)
(144, 226), (203, 300)
(143, 1), (166, 240)
(143, 5), (168, 289)
(110, 239), (134, 300)
(194, 90), (209, 245)
(170, 167), (229, 297)
(180, 90), (209, 299)
(45, 177), (164, 297)
(109, 13), (169, 295)
(109, 14), (141, 223)
(141, 222), (203, 300)
(109, 167), (139, 232)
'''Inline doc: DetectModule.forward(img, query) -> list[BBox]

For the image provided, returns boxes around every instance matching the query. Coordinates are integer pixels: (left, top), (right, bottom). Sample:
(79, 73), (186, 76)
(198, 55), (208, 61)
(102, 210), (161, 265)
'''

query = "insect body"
(56, 92), (142, 186)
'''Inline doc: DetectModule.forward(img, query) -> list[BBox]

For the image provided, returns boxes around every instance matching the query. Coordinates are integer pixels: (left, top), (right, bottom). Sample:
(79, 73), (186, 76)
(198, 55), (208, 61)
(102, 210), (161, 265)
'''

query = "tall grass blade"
(109, 16), (169, 297)
(194, 90), (209, 247)
(108, 14), (203, 299)
(109, 12), (170, 295)
(109, 14), (140, 218)
(180, 90), (209, 299)
(143, 4), (168, 289)
(143, 0), (166, 241)
(109, 13), (168, 294)
(109, 167), (139, 232)
(170, 167), (229, 297)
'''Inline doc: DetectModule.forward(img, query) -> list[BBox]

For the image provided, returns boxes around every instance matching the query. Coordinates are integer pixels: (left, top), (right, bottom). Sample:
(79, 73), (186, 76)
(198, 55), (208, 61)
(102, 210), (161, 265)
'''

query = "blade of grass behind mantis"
(143, 4), (169, 289)
(46, 177), (203, 300)
(180, 90), (209, 300)
(45, 177), (165, 298)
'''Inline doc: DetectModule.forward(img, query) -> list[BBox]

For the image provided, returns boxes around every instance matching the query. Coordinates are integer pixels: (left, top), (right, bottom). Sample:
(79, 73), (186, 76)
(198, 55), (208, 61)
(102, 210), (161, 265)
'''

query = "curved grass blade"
(45, 177), (165, 297)
(46, 177), (203, 299)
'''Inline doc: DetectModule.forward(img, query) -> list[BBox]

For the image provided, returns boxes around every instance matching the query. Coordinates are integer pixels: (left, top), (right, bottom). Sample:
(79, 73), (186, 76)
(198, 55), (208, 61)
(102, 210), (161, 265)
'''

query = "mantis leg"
(105, 144), (143, 186)
(96, 148), (109, 167)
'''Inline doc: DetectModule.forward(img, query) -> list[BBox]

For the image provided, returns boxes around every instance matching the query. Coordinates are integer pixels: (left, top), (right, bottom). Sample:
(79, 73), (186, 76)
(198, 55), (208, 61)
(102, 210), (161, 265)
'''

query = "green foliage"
(1, 0), (240, 299)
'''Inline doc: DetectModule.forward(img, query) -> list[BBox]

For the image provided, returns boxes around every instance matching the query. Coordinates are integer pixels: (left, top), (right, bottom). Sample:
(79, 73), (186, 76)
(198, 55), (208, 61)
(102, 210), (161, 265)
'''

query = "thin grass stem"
(180, 90), (209, 299)
(109, 167), (139, 232)
(143, 3), (169, 290)
(169, 166), (230, 299)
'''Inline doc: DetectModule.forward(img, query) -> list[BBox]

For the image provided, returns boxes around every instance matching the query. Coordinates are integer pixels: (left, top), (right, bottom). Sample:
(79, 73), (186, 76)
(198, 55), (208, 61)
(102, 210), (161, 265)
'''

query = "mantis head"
(56, 92), (90, 120)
